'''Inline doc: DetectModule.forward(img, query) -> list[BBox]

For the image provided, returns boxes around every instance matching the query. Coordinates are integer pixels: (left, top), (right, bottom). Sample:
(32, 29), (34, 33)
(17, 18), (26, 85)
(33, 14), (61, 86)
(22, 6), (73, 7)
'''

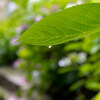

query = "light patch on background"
(77, 52), (87, 64)
(66, 0), (83, 8)
(7, 2), (17, 14)
(29, 0), (40, 3)
(32, 70), (39, 83)
(58, 58), (72, 67)
(28, 0), (40, 11)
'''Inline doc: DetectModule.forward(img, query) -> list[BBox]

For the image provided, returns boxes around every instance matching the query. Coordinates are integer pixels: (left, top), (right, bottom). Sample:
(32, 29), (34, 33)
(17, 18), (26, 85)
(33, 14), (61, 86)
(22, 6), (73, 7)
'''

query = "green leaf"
(19, 3), (100, 46)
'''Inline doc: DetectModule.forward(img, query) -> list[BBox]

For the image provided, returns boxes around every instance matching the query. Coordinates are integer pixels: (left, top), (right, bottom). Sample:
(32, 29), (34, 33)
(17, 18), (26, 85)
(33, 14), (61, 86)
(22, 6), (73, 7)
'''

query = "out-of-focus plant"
(1, 0), (100, 100)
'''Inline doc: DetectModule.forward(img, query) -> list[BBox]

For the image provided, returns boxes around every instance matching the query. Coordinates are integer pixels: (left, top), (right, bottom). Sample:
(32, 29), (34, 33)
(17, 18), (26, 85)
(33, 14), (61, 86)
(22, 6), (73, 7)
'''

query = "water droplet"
(48, 45), (52, 48)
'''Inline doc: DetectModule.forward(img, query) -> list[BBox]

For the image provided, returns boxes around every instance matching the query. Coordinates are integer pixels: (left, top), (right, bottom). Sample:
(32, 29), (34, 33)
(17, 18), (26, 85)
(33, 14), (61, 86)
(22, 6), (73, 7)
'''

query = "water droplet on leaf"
(48, 45), (52, 48)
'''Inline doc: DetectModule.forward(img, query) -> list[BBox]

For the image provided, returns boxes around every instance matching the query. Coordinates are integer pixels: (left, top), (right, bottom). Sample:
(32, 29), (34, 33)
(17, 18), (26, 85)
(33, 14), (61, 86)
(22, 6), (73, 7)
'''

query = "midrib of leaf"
(28, 27), (100, 39)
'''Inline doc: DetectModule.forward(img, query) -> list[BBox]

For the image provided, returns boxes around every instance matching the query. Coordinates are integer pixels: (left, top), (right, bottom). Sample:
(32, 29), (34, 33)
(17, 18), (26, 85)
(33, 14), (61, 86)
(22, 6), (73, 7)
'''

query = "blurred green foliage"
(0, 0), (100, 100)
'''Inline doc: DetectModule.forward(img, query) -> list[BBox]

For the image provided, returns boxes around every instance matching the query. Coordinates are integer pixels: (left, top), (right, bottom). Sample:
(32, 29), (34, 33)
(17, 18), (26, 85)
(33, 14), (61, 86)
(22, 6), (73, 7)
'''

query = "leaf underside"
(19, 3), (100, 46)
